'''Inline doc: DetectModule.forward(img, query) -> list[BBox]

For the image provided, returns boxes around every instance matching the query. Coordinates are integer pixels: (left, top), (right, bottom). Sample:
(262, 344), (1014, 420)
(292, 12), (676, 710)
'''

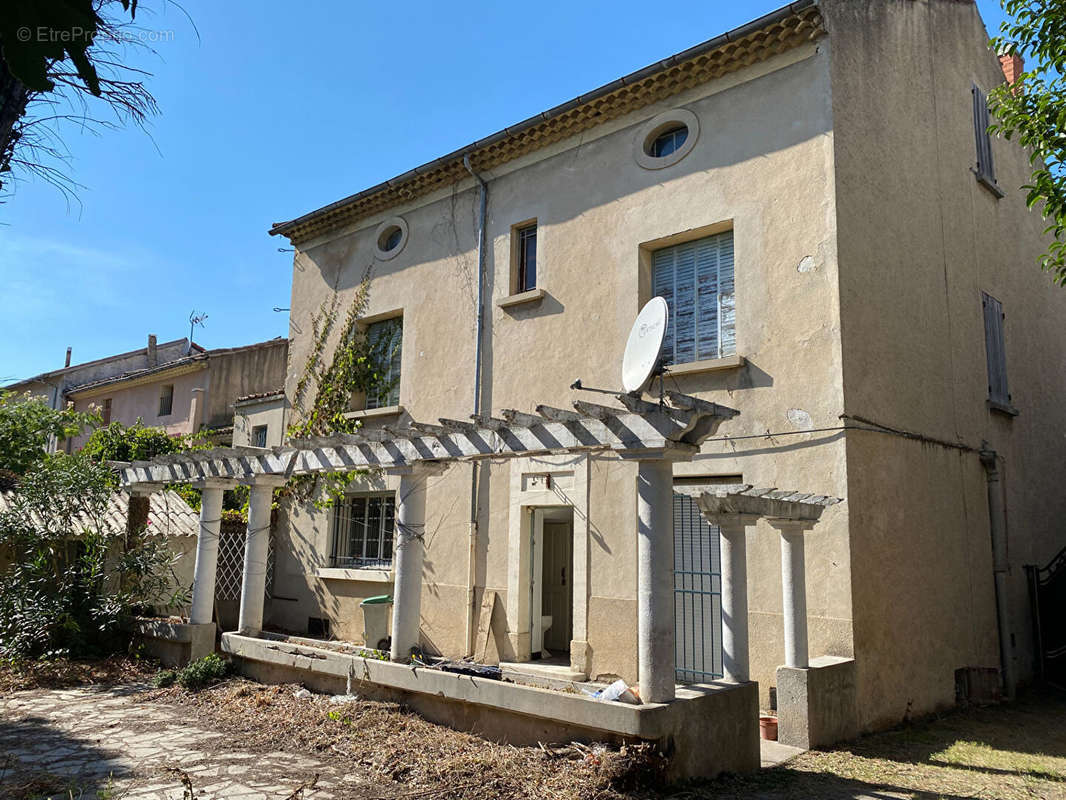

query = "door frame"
(506, 455), (590, 671)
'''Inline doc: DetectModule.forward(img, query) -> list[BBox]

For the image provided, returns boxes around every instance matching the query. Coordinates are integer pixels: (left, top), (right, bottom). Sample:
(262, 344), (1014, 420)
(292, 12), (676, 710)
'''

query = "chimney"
(999, 52), (1024, 87)
(64, 347), (72, 368)
(147, 334), (158, 367)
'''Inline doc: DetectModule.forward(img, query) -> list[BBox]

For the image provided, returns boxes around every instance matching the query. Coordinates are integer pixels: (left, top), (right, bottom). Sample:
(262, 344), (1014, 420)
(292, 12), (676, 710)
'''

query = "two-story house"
(263, 0), (1066, 736)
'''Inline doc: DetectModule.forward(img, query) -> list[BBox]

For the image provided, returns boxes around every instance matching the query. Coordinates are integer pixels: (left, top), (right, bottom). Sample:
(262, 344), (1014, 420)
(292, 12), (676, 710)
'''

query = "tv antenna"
(188, 310), (208, 343)
(571, 296), (669, 403)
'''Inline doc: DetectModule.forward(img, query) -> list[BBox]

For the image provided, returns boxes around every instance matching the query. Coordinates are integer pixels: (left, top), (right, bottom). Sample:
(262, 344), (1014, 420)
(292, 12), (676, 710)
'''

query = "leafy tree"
(0, 391), (97, 476)
(82, 419), (186, 463)
(989, 1), (1066, 285)
(0, 395), (186, 662)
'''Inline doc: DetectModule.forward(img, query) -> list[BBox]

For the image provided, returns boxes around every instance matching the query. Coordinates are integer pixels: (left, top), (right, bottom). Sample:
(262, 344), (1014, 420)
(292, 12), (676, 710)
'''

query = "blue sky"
(0, 0), (1008, 382)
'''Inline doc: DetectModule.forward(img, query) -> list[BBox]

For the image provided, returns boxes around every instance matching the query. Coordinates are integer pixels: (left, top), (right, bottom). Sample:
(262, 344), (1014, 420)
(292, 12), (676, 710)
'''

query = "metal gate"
(673, 492), (723, 683)
(1026, 544), (1066, 689)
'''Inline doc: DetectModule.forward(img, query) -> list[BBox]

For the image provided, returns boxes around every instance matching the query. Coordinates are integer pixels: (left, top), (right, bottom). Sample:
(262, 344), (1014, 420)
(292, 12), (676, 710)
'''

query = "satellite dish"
(622, 297), (669, 394)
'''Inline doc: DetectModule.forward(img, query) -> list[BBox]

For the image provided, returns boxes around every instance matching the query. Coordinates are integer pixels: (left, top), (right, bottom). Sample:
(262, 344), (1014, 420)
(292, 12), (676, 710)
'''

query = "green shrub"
(177, 653), (232, 690)
(154, 669), (177, 688)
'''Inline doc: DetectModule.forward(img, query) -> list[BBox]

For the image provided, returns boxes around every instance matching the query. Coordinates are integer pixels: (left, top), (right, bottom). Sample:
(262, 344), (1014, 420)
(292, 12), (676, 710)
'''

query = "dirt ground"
(1, 663), (1064, 800)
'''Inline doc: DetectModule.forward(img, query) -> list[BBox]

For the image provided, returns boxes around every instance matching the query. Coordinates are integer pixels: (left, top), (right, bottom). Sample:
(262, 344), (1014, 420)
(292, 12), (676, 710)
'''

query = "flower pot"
(760, 715), (778, 741)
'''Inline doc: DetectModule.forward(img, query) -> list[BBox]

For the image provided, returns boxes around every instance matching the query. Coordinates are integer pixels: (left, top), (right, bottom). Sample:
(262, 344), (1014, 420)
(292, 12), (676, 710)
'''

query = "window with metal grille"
(972, 84), (1002, 196)
(365, 317), (402, 409)
(982, 291), (1015, 414)
(673, 492), (722, 683)
(252, 425), (268, 448)
(515, 223), (537, 293)
(652, 231), (735, 365)
(330, 493), (396, 568)
(158, 384), (174, 417)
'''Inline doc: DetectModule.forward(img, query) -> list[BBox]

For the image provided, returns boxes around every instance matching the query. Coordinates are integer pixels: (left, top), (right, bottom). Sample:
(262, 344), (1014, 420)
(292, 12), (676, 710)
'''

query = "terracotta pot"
(760, 715), (778, 741)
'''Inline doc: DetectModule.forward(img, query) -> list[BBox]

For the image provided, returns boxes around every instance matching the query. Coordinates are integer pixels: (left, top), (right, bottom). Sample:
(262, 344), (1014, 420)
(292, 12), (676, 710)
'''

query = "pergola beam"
(118, 393), (742, 488)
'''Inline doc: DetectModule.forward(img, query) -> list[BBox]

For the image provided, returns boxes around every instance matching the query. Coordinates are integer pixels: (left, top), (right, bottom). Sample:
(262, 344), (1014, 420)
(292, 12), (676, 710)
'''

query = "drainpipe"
(463, 155), (488, 656)
(980, 445), (1015, 699)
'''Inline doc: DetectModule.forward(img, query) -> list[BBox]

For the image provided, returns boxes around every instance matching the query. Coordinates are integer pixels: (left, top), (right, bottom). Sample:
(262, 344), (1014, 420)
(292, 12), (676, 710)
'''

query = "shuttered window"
(365, 317), (402, 409)
(972, 84), (997, 184)
(982, 292), (1012, 409)
(652, 231), (735, 365)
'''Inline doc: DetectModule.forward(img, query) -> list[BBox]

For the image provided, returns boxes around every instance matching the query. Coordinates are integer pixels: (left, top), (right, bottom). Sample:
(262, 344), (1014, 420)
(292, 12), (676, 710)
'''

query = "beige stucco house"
(258, 0), (1066, 736)
(57, 338), (289, 450)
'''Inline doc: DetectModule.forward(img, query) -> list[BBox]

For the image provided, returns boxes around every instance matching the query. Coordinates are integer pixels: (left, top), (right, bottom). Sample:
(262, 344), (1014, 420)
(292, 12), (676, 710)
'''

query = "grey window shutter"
(973, 84), (995, 181)
(652, 231), (736, 365)
(982, 292), (1009, 405)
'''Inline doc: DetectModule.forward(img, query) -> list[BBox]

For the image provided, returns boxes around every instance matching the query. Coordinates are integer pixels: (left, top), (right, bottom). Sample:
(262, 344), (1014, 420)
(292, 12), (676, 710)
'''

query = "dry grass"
(0, 656), (155, 695)
(688, 689), (1066, 800)
(152, 679), (1066, 800)
(149, 678), (666, 800)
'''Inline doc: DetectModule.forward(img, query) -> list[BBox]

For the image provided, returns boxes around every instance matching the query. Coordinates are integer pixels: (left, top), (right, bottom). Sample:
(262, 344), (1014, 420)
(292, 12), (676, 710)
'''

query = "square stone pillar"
(777, 655), (859, 749)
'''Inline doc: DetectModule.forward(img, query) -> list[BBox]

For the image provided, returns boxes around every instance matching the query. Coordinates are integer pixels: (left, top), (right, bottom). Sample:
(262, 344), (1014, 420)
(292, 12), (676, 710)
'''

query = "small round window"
(379, 226), (403, 252)
(646, 125), (688, 158)
(635, 109), (700, 170)
(373, 216), (409, 260)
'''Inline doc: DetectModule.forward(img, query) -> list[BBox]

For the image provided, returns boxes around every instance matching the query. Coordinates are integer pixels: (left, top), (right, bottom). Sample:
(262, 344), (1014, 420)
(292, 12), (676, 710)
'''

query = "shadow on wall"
(0, 712), (128, 797)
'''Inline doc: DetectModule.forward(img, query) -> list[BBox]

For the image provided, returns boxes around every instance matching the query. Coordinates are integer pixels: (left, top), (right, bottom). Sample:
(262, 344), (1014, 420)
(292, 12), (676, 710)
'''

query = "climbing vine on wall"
(284, 268), (398, 507)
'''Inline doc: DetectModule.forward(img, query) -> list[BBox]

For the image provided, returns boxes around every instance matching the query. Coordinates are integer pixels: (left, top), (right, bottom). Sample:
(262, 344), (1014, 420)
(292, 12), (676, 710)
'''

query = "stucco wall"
(233, 396), (287, 448)
(205, 340), (288, 430)
(824, 0), (1066, 729)
(68, 366), (209, 450)
(278, 41), (847, 703)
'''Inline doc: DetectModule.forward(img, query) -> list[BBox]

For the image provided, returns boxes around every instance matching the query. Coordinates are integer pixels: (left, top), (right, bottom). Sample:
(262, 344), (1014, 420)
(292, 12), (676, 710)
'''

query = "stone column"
(636, 459), (675, 703)
(237, 477), (284, 636)
(772, 520), (813, 669)
(189, 479), (231, 626)
(717, 515), (757, 682)
(390, 465), (442, 662)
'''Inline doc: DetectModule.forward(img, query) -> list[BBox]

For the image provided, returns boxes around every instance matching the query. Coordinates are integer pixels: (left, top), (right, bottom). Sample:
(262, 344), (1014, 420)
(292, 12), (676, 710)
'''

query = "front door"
(541, 521), (573, 654)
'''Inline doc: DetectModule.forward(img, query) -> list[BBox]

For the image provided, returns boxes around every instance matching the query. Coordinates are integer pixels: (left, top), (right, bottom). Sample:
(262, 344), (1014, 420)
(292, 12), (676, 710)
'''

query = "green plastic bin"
(360, 594), (393, 651)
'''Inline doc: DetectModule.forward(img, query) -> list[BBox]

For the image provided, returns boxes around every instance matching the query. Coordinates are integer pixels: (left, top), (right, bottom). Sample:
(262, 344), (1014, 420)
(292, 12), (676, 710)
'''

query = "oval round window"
(634, 109), (700, 170)
(646, 125), (688, 158)
(379, 226), (403, 252)
(373, 216), (409, 260)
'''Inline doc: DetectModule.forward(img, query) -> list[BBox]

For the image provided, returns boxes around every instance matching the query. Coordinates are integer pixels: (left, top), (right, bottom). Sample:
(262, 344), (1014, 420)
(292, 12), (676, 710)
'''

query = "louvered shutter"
(982, 292), (1009, 405)
(973, 84), (995, 181)
(653, 231), (736, 365)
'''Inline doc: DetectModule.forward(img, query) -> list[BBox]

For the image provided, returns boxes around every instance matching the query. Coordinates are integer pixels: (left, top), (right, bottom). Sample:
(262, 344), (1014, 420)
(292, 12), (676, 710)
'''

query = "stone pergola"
(118, 391), (840, 707)
(695, 486), (841, 682)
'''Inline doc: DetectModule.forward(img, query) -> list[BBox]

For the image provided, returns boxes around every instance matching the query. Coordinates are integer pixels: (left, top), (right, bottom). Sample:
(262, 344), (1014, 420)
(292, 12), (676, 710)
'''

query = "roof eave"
(268, 0), (822, 244)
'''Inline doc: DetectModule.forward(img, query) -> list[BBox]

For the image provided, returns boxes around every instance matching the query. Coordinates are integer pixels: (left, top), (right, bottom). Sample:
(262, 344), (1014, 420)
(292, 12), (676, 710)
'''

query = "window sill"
(973, 170), (1006, 199)
(664, 355), (746, 377)
(987, 399), (1019, 418)
(342, 405), (404, 420)
(315, 567), (393, 583)
(497, 288), (545, 309)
